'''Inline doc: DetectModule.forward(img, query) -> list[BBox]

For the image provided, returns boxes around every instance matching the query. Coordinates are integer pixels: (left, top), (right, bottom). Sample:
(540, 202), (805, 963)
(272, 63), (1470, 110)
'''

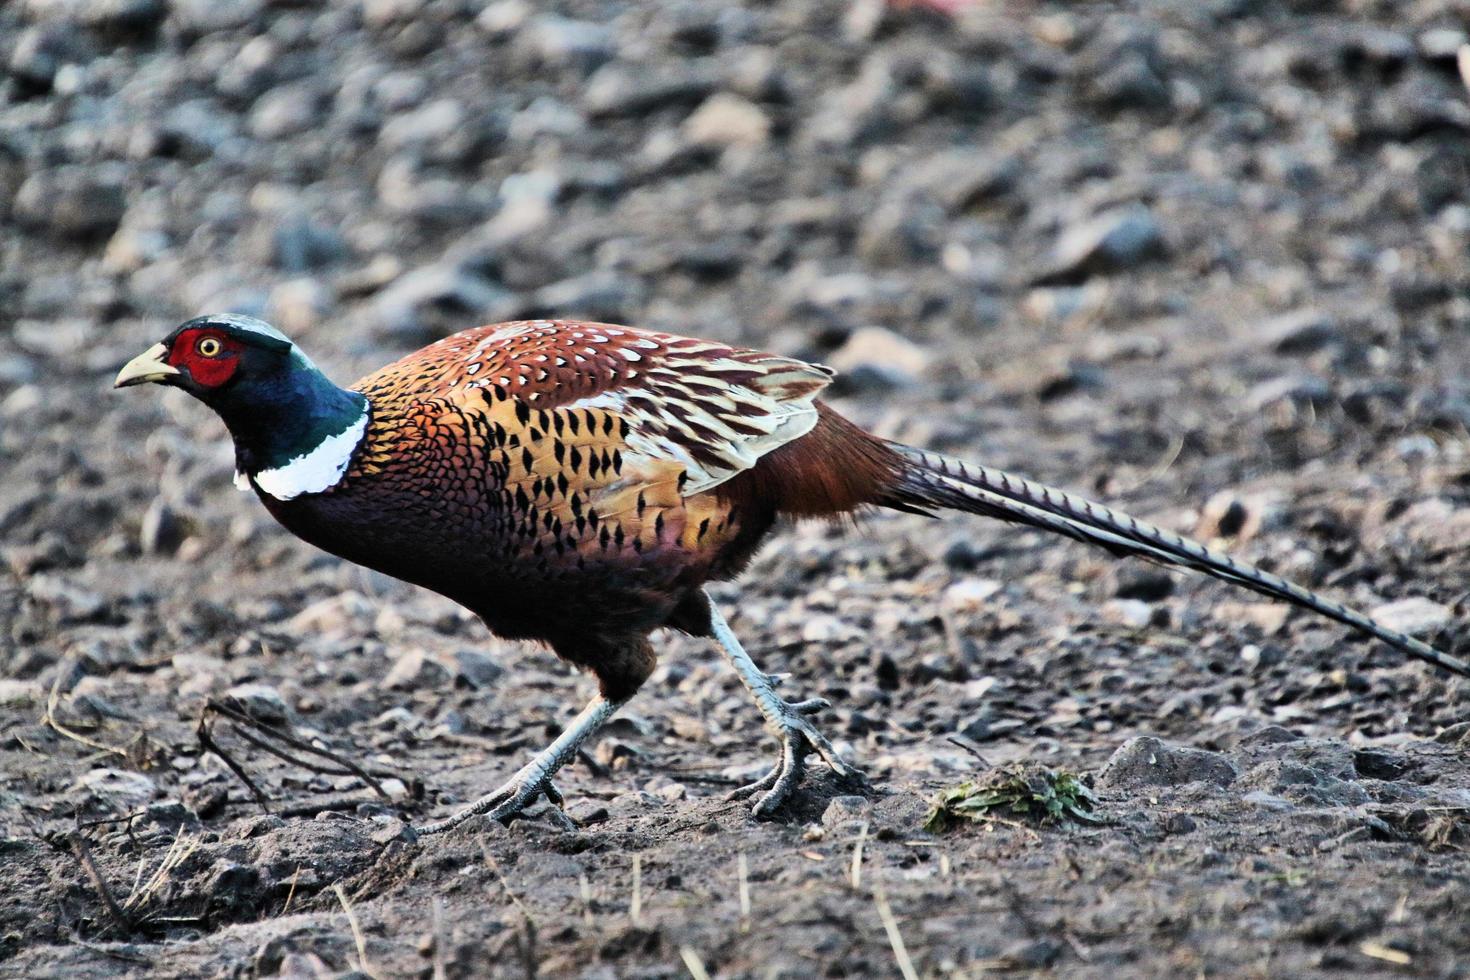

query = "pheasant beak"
(114, 343), (180, 388)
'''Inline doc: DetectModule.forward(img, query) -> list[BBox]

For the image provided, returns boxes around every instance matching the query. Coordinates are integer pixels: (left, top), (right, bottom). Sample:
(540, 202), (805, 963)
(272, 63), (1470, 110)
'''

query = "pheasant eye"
(197, 337), (223, 357)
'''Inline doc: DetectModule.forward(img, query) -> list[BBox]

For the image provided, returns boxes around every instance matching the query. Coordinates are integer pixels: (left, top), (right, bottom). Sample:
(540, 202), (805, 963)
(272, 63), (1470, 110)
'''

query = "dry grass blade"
(44, 662), (133, 761)
(631, 853), (644, 928)
(873, 881), (920, 980)
(123, 830), (201, 913)
(482, 839), (535, 922)
(333, 882), (377, 979)
(679, 945), (712, 980)
(737, 852), (750, 932)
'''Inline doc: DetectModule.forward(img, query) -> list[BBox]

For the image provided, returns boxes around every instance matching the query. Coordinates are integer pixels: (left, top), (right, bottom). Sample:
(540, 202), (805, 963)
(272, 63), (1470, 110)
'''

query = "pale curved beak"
(114, 343), (180, 388)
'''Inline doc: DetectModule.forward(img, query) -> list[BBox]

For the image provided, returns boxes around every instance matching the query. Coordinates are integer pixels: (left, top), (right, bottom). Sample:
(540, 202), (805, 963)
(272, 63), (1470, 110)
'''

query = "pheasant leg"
(416, 695), (622, 835)
(707, 593), (858, 816)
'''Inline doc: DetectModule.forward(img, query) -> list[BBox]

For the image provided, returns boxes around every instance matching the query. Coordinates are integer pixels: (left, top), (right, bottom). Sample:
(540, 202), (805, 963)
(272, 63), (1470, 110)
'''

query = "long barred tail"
(883, 443), (1470, 680)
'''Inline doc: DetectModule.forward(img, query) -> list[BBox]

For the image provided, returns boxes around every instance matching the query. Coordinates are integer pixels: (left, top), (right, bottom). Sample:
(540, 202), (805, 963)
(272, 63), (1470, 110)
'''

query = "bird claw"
(416, 766), (569, 835)
(726, 697), (859, 817)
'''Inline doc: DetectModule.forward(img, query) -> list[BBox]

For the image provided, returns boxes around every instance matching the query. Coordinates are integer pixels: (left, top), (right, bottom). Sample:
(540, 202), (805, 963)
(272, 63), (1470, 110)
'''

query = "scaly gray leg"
(416, 695), (622, 835)
(706, 592), (858, 816)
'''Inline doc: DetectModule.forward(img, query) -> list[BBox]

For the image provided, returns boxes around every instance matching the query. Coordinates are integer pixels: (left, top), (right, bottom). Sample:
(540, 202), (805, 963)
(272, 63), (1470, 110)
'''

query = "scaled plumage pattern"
(117, 314), (1469, 833)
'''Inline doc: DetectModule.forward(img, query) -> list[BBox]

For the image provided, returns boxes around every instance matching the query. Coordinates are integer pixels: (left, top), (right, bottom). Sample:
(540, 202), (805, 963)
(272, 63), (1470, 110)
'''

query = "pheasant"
(116, 314), (1469, 832)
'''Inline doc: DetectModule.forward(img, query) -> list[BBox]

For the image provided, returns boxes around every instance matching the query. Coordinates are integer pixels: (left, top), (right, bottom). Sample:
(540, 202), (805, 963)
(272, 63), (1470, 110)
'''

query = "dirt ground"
(4, 0), (1470, 976)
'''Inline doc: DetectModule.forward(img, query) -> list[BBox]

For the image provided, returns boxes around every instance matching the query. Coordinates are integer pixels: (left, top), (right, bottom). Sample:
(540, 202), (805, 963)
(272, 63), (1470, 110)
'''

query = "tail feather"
(883, 443), (1470, 680)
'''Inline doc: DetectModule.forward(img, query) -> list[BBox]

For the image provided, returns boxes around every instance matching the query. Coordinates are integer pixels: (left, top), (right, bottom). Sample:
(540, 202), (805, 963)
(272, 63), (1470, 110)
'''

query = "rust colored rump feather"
(714, 403), (909, 519)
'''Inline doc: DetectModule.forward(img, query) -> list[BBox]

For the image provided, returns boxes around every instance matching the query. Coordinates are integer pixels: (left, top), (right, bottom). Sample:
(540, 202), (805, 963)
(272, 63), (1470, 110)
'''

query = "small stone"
(583, 62), (715, 117)
(74, 768), (157, 811)
(288, 592), (376, 635)
(533, 270), (643, 321)
(1254, 309), (1341, 355)
(14, 167), (128, 242)
(518, 15), (614, 69)
(1037, 205), (1165, 284)
(1113, 568), (1174, 602)
(1101, 598), (1152, 630)
(1369, 597), (1451, 637)
(382, 649), (453, 690)
(801, 614), (858, 644)
(1241, 791), (1294, 812)
(379, 99), (466, 151)
(248, 82), (324, 140)
(375, 265), (520, 344)
(941, 578), (1002, 612)
(1195, 491), (1257, 541)
(27, 574), (105, 622)
(1163, 813), (1197, 835)
(448, 649), (504, 690)
(1096, 736), (1238, 790)
(0, 679), (44, 708)
(827, 326), (931, 390)
(820, 795), (871, 829)
(139, 498), (185, 555)
(683, 93), (771, 148)
(272, 219), (348, 272)
(224, 683), (291, 727)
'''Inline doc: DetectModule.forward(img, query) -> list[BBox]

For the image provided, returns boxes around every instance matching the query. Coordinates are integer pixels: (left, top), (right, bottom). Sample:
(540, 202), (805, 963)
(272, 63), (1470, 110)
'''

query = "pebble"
(683, 93), (771, 148)
(13, 167), (128, 241)
(1369, 597), (1451, 637)
(448, 648), (504, 690)
(1096, 736), (1238, 790)
(381, 648), (453, 690)
(223, 683), (291, 727)
(827, 326), (931, 390)
(1037, 205), (1166, 284)
(73, 768), (157, 811)
(1253, 309), (1341, 355)
(139, 497), (185, 555)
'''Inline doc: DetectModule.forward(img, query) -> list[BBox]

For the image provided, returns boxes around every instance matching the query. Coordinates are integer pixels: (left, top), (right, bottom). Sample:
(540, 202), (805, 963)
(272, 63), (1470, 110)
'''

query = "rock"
(171, 0), (264, 34)
(533, 270), (643, 321)
(1195, 491), (1260, 541)
(583, 62), (716, 117)
(683, 93), (771, 148)
(27, 574), (105, 622)
(1096, 736), (1238, 790)
(821, 795), (872, 829)
(267, 278), (334, 333)
(14, 167), (128, 242)
(1113, 568), (1174, 602)
(1369, 597), (1451, 637)
(1238, 760), (1370, 806)
(8, 25), (94, 94)
(0, 679), (45, 708)
(272, 219), (348, 272)
(448, 649), (504, 690)
(1254, 309), (1341, 355)
(375, 265), (520, 344)
(901, 150), (1021, 213)
(79, 0), (169, 34)
(382, 649), (453, 690)
(1088, 54), (1170, 111)
(518, 15), (614, 70)
(73, 768), (157, 811)
(379, 98), (466, 151)
(288, 592), (375, 635)
(224, 683), (291, 727)
(1037, 205), (1166, 284)
(139, 498), (186, 555)
(827, 326), (931, 390)
(1101, 599), (1153, 630)
(941, 578), (1002, 612)
(1241, 790), (1294, 812)
(249, 82), (324, 140)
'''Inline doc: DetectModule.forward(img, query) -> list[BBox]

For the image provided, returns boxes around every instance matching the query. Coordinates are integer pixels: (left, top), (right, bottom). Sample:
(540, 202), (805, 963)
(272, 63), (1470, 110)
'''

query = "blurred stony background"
(5, 0), (1470, 977)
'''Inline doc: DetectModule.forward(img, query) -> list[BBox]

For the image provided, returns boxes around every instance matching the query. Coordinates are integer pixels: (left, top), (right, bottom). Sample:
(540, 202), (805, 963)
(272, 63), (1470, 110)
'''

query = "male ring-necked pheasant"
(117, 314), (1469, 832)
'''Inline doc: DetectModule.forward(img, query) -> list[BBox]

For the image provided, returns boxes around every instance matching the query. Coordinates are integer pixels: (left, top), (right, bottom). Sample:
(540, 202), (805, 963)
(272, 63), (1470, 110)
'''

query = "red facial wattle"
(169, 328), (243, 388)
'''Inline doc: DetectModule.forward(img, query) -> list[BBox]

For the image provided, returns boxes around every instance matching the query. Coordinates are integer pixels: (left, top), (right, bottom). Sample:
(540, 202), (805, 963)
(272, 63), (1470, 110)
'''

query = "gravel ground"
(4, 0), (1470, 976)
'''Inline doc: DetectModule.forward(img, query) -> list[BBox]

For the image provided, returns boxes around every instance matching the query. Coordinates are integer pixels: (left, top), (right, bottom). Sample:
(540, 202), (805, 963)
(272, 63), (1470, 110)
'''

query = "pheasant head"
(115, 314), (368, 500)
